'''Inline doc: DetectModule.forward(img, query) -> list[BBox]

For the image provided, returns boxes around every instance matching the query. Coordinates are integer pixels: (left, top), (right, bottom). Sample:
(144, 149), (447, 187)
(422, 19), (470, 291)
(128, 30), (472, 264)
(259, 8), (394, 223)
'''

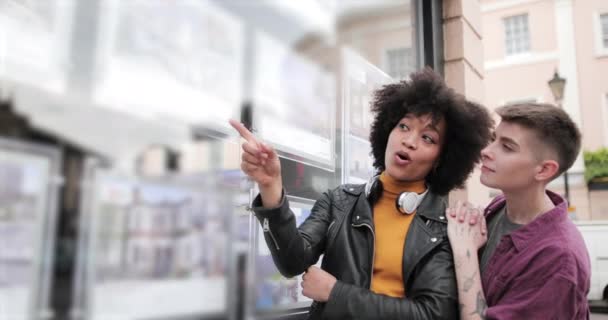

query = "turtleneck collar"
(379, 171), (427, 199)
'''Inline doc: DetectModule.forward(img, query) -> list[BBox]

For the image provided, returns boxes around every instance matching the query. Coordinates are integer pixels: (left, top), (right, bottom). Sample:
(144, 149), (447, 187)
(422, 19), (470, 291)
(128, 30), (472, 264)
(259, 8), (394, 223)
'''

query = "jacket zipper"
(327, 220), (336, 234)
(263, 218), (280, 250)
(352, 222), (375, 289)
(400, 217), (443, 285)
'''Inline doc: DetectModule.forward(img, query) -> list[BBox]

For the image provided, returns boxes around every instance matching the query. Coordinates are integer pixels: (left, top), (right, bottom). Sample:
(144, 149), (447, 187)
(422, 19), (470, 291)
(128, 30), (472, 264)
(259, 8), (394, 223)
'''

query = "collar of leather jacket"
(341, 184), (448, 225)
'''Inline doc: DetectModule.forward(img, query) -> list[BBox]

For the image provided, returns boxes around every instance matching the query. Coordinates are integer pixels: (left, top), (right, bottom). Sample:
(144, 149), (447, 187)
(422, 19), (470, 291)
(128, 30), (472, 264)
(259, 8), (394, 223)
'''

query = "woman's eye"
(399, 123), (409, 130)
(423, 135), (436, 144)
(502, 144), (512, 151)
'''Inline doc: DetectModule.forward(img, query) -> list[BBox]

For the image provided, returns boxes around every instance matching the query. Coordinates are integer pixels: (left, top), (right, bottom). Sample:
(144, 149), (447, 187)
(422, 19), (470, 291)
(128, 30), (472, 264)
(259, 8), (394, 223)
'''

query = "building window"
(503, 14), (530, 56)
(385, 47), (413, 79)
(601, 13), (608, 49)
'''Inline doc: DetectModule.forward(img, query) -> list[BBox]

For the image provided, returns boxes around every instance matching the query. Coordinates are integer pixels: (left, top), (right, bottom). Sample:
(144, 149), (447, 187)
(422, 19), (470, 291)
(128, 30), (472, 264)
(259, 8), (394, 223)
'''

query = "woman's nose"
(401, 135), (417, 149)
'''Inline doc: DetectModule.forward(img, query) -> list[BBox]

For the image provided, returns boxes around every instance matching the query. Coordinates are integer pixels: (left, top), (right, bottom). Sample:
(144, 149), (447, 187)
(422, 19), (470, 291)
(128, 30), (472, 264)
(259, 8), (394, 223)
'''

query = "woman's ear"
(535, 159), (560, 182)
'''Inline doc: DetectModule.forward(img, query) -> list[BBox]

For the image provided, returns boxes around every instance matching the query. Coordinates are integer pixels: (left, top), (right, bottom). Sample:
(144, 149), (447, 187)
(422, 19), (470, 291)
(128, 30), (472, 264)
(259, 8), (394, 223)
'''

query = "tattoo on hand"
(463, 271), (477, 293)
(469, 291), (487, 319)
(466, 249), (471, 259)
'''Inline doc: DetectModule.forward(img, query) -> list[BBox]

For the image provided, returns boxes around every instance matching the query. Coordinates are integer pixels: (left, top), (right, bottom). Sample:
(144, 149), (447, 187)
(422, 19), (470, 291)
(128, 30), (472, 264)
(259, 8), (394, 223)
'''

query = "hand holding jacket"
(302, 266), (337, 302)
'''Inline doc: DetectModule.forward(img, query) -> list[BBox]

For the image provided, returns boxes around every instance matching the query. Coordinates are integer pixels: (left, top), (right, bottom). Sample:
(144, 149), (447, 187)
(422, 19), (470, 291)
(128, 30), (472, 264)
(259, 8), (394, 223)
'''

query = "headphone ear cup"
(395, 192), (419, 214)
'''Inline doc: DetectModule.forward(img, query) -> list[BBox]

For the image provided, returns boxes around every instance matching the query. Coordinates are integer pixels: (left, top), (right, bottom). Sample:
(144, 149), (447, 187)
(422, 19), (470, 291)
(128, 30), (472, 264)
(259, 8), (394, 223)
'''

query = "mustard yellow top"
(370, 172), (426, 298)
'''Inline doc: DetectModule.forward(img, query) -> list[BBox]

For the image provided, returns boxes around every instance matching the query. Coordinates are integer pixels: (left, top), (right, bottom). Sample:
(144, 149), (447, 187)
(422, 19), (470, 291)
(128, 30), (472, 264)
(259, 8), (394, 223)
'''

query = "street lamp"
(547, 70), (570, 205)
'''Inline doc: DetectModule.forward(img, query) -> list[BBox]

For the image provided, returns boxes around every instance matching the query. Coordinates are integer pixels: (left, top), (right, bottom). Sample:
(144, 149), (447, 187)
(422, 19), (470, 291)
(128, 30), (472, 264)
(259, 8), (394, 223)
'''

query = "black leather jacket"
(252, 184), (458, 320)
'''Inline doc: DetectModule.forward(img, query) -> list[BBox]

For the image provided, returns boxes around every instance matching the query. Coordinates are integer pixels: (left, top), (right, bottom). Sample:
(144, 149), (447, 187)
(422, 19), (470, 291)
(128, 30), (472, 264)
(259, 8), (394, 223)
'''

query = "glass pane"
(0, 138), (60, 320)
(254, 197), (318, 312)
(504, 14), (530, 55)
(601, 13), (608, 48)
(80, 164), (237, 319)
(0, 0), (422, 318)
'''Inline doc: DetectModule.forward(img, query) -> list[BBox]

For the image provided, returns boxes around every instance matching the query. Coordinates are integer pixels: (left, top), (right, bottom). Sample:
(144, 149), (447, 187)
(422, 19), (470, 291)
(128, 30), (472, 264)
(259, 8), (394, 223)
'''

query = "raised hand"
(229, 119), (283, 207)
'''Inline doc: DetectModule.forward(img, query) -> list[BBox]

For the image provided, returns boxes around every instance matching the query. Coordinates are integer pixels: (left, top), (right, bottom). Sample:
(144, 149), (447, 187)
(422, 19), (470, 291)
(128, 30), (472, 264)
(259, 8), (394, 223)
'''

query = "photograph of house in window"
(83, 169), (231, 319)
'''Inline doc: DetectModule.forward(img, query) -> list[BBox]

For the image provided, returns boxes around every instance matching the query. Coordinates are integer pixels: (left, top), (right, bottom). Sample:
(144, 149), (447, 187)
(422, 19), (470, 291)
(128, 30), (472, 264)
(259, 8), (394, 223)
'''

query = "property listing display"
(254, 196), (320, 313)
(341, 48), (392, 183)
(0, 138), (60, 320)
(0, 1), (426, 320)
(79, 168), (233, 320)
(0, 0), (75, 93)
(253, 31), (337, 171)
(93, 0), (243, 134)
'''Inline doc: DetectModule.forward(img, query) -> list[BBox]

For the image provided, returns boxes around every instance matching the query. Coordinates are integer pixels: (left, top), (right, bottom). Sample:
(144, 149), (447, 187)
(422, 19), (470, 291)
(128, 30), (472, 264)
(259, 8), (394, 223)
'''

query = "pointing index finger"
(229, 119), (258, 144)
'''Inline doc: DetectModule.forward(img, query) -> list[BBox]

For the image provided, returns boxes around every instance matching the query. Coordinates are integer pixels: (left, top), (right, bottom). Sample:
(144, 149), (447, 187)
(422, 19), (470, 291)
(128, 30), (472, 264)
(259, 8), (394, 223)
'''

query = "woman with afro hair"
(230, 68), (494, 319)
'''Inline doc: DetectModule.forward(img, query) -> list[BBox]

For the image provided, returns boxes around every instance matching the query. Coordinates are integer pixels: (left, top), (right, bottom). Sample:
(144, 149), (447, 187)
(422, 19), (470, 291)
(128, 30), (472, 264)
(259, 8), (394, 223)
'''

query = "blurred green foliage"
(584, 148), (608, 183)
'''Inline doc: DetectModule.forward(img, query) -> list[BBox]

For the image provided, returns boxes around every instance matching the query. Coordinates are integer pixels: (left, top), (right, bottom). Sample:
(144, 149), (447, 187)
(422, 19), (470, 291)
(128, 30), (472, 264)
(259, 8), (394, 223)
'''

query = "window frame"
(383, 46), (414, 80)
(594, 11), (608, 57)
(503, 13), (531, 57)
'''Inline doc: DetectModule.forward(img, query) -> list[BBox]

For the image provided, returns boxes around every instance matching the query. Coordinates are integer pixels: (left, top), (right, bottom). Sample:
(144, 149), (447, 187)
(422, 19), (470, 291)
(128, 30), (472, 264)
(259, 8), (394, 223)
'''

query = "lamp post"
(547, 70), (570, 205)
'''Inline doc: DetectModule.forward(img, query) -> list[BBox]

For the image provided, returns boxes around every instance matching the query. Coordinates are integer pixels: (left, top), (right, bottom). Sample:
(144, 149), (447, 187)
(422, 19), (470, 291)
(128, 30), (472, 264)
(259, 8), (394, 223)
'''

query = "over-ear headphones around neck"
(364, 174), (428, 215)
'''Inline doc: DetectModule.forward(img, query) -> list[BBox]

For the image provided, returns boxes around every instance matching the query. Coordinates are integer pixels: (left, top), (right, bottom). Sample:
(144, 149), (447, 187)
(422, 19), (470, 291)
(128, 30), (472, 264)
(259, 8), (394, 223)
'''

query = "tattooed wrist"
(469, 291), (488, 319)
(462, 271), (477, 293)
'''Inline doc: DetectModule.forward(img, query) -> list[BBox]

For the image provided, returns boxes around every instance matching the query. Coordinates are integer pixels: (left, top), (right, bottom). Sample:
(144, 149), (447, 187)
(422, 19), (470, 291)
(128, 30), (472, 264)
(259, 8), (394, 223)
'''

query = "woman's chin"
(386, 169), (421, 182)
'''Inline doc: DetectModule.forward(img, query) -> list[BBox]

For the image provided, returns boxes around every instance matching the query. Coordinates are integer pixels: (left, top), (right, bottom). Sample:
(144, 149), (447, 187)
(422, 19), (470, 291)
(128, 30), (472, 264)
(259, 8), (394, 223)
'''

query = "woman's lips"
(394, 153), (412, 165)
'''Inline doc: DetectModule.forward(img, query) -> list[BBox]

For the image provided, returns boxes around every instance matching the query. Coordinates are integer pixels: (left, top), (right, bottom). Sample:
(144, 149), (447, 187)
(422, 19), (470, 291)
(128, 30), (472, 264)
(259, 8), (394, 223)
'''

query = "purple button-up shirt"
(482, 190), (591, 320)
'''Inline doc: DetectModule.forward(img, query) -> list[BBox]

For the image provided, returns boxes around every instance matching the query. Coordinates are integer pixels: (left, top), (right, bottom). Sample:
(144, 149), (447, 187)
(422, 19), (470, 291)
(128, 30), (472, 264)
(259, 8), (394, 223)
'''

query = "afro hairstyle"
(369, 68), (494, 195)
